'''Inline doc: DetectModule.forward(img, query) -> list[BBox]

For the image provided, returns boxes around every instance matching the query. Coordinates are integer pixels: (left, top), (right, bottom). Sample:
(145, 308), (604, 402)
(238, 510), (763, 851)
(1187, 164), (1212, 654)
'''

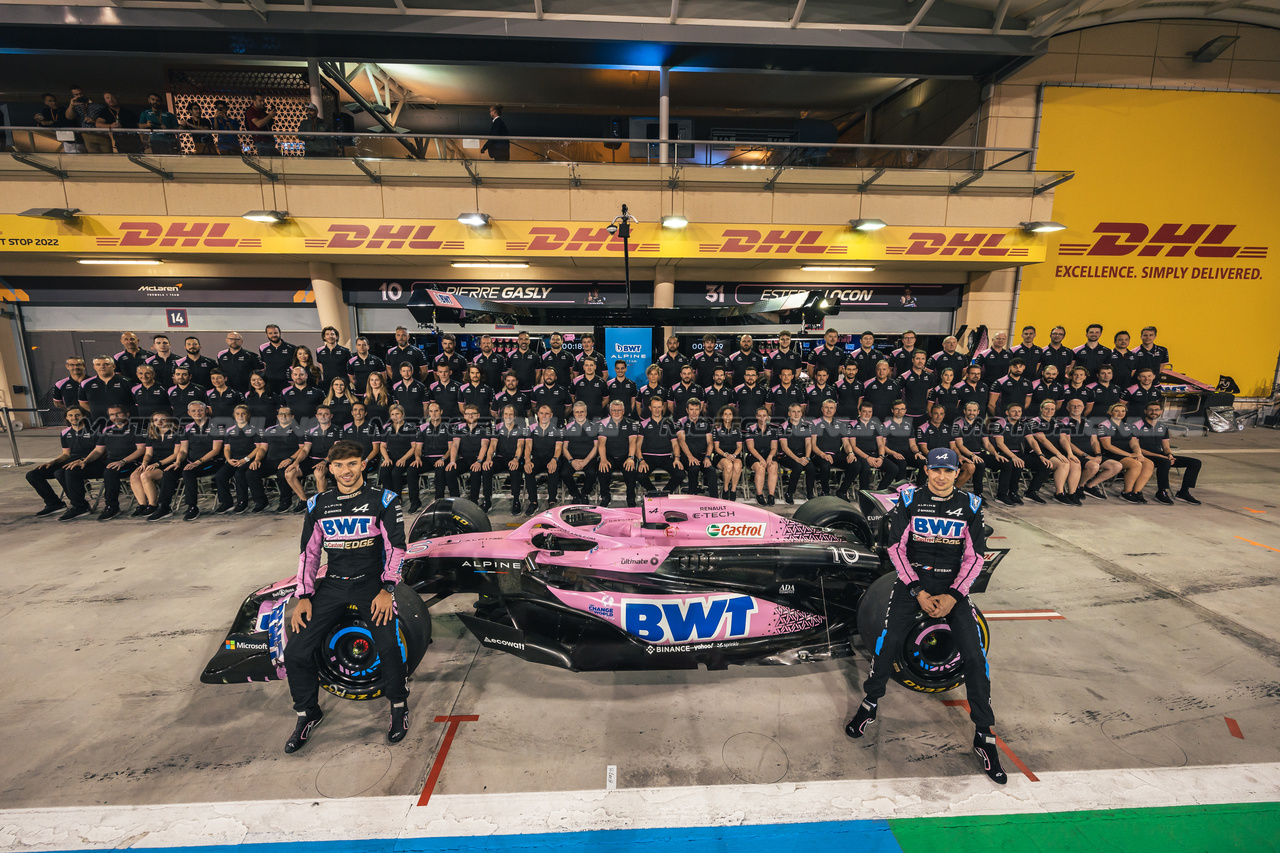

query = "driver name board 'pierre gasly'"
(296, 484), (406, 596)
(886, 486), (986, 599)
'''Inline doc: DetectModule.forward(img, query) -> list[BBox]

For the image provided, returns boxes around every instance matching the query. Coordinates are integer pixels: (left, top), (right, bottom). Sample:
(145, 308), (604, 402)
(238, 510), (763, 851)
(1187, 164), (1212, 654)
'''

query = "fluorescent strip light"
(1021, 221), (1066, 233)
(850, 218), (887, 231)
(456, 213), (491, 226)
(77, 259), (164, 265)
(450, 262), (529, 269)
(800, 265), (875, 272)
(661, 215), (689, 229)
(241, 210), (288, 223)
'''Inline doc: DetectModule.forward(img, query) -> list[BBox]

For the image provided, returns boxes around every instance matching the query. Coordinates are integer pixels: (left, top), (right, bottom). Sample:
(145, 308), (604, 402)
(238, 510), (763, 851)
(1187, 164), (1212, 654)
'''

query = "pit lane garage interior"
(2, 5), (1280, 851)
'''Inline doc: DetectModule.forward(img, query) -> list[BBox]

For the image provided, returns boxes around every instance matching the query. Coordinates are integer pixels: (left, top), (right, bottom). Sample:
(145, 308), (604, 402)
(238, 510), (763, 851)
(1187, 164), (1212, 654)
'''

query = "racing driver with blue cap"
(845, 447), (1006, 784)
(282, 438), (410, 754)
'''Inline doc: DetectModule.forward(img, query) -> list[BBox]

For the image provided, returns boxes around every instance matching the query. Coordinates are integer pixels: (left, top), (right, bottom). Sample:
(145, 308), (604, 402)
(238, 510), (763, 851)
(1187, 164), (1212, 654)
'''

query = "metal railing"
(0, 406), (51, 466)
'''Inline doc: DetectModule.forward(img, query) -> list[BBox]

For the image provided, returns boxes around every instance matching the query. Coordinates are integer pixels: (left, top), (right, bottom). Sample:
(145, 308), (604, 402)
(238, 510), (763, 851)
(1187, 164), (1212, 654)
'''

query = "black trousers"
(445, 455), (484, 501)
(684, 457), (717, 496)
(597, 453), (637, 504)
(483, 456), (524, 498)
(862, 579), (994, 729)
(284, 577), (408, 712)
(1152, 454), (1201, 492)
(637, 454), (684, 494)
(27, 459), (89, 506)
(55, 459), (109, 509)
(982, 451), (1015, 497)
(100, 461), (141, 509)
(960, 454), (986, 496)
(246, 460), (292, 508)
(813, 452), (859, 494)
(777, 456), (815, 495)
(1016, 451), (1052, 493)
(214, 461), (251, 506)
(858, 456), (901, 490)
(525, 455), (561, 501)
(414, 456), (447, 501)
(562, 456), (599, 499)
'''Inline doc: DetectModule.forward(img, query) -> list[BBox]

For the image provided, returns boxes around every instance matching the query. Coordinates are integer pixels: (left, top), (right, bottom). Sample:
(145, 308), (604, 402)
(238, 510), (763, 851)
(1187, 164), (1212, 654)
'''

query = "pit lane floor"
(1, 429), (1278, 849)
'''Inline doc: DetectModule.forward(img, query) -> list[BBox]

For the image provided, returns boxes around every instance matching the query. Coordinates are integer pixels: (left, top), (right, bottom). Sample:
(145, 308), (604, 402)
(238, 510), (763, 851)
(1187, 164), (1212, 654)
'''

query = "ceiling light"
(849, 218), (887, 231)
(20, 207), (80, 221)
(77, 259), (164, 265)
(450, 262), (529, 269)
(661, 215), (689, 229)
(1021, 221), (1066, 233)
(457, 213), (490, 227)
(242, 210), (289, 223)
(1188, 35), (1238, 63)
(800, 265), (875, 272)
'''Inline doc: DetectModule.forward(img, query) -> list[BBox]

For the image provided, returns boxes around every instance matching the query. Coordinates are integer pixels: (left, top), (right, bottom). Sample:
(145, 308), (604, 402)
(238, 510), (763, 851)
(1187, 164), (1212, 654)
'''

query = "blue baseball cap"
(926, 448), (960, 471)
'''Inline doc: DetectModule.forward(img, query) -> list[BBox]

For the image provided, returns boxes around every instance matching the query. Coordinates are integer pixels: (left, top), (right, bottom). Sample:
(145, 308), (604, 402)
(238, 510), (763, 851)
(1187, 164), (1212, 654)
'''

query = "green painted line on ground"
(890, 802), (1280, 853)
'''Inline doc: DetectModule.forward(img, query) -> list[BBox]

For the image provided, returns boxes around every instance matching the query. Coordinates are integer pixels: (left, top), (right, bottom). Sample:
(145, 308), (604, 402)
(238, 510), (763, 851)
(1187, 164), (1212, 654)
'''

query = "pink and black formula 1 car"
(201, 493), (1007, 701)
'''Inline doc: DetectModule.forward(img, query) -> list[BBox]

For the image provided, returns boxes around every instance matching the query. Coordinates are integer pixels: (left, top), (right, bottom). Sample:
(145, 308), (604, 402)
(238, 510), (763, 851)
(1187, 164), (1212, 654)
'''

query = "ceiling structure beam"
(1031, 0), (1094, 36)
(1205, 0), (1249, 13)
(669, 0), (679, 24)
(906, 0), (940, 31)
(319, 59), (424, 158)
(1100, 0), (1153, 20)
(789, 0), (807, 27)
(991, 0), (1011, 32)
(534, 0), (543, 19)
(240, 0), (266, 22)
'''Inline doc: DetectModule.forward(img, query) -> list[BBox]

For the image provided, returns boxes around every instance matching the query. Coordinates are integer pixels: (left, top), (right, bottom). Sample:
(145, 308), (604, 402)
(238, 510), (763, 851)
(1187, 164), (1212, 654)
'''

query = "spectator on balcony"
(35, 93), (82, 153)
(297, 104), (336, 157)
(210, 100), (242, 156)
(243, 93), (278, 157)
(66, 86), (111, 154)
(179, 102), (216, 155)
(480, 104), (510, 161)
(97, 92), (142, 153)
(139, 93), (179, 155)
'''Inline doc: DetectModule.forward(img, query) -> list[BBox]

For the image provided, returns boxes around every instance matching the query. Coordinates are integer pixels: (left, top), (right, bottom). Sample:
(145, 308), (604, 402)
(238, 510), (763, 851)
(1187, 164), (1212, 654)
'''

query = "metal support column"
(658, 66), (671, 166)
(307, 59), (323, 113)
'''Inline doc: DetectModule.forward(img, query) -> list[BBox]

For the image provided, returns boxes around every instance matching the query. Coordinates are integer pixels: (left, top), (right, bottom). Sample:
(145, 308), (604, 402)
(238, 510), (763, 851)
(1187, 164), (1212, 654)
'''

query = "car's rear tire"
(792, 496), (874, 548)
(409, 497), (491, 543)
(855, 572), (989, 694)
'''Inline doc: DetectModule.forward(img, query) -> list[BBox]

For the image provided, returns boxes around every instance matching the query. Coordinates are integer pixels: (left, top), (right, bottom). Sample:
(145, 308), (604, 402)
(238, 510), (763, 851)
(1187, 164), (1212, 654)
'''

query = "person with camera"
(243, 93), (278, 157)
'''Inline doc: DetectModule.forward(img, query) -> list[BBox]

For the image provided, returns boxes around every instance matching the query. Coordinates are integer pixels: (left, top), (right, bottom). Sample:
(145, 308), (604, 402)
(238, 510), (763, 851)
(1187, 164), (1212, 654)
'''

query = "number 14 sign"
(166, 308), (189, 328)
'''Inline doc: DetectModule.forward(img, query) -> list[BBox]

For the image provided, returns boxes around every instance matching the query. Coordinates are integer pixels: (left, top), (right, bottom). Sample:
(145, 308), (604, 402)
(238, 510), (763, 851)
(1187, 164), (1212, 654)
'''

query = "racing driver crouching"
(845, 447), (1007, 784)
(282, 439), (410, 754)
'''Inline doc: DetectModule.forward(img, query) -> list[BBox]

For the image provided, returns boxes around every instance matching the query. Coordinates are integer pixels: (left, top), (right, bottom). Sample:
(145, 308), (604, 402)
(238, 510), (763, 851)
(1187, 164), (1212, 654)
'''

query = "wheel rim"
(902, 621), (961, 680)
(317, 611), (409, 693)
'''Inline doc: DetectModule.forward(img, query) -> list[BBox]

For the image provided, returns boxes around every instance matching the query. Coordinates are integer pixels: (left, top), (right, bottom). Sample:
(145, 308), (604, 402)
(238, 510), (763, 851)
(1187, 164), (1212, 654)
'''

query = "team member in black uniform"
(379, 404), (425, 510)
(63, 406), (145, 522)
(147, 334), (180, 388)
(899, 350), (933, 426)
(745, 406), (779, 505)
(849, 331), (883, 383)
(295, 405), (341, 496)
(415, 402), (451, 503)
(51, 356), (88, 413)
(1135, 402), (1202, 505)
(323, 377), (357, 429)
(27, 408), (97, 516)
(80, 356), (135, 429)
(1009, 326), (1043, 378)
(929, 336), (968, 385)
(486, 404), (529, 512)
(595, 399), (638, 508)
(282, 439), (411, 753)
(113, 331), (153, 383)
(1097, 402), (1156, 502)
(692, 334), (728, 388)
(316, 326), (352, 390)
(509, 331), (542, 392)
(427, 364), (463, 422)
(391, 362), (430, 423)
(150, 401), (221, 520)
(205, 370), (243, 427)
(446, 404), (491, 502)
(669, 365), (702, 417)
(213, 332), (258, 393)
(950, 401), (987, 496)
(1061, 366), (1093, 419)
(879, 400), (918, 488)
(989, 403), (1047, 504)
(244, 371), (280, 429)
(811, 398), (857, 500)
(216, 405), (262, 513)
(988, 358), (1033, 417)
(540, 333), (575, 388)
(458, 366), (495, 423)
(637, 366), (669, 420)
(850, 401), (896, 490)
(861, 361), (903, 421)
(291, 347), (324, 390)
(636, 397), (685, 496)
(258, 324), (298, 392)
(777, 403), (815, 504)
(805, 368), (839, 418)
(129, 412), (180, 517)
(927, 367), (963, 426)
(572, 359), (609, 419)
(1039, 326), (1074, 377)
(767, 331), (804, 382)
(362, 372), (392, 428)
(812, 328), (852, 383)
(1108, 331), (1136, 388)
(735, 367), (769, 422)
(888, 331), (920, 378)
(168, 365), (205, 421)
(703, 367), (736, 420)
(955, 366), (989, 420)
(560, 402), (600, 502)
(433, 333), (469, 382)
(131, 364), (172, 420)
(1059, 398), (1122, 502)
(607, 361), (638, 414)
(1073, 324), (1111, 379)
(845, 448), (1006, 786)
(471, 335), (508, 389)
(1124, 368), (1162, 419)
(386, 326), (429, 381)
(910, 404), (954, 487)
(341, 403), (384, 485)
(531, 367), (572, 424)
(768, 367), (807, 422)
(658, 335), (690, 387)
(1027, 400), (1077, 505)
(677, 398), (716, 498)
(282, 366), (326, 427)
(492, 371), (531, 423)
(834, 363), (863, 420)
(1087, 366), (1125, 425)
(524, 405), (564, 513)
(976, 331), (1013, 382)
(347, 337), (386, 396)
(727, 335), (767, 386)
(711, 405), (745, 500)
(248, 405), (307, 513)
(574, 333), (608, 379)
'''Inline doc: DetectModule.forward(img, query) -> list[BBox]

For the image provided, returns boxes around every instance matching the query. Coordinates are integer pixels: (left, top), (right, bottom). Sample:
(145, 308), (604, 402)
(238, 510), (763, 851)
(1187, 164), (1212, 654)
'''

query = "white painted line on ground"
(606, 765), (617, 791)
(3, 763), (1279, 850)
(985, 611), (1064, 621)
(1188, 448), (1280, 454)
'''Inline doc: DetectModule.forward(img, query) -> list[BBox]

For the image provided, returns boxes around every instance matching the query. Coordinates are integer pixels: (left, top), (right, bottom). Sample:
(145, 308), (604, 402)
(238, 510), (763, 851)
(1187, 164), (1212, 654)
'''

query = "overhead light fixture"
(457, 213), (491, 227)
(20, 207), (80, 221)
(1188, 35), (1238, 63)
(242, 210), (289, 223)
(450, 262), (529, 269)
(801, 265), (875, 272)
(1021, 221), (1066, 233)
(801, 292), (842, 322)
(849, 218), (887, 232)
(661, 215), (689, 229)
(77, 258), (164, 265)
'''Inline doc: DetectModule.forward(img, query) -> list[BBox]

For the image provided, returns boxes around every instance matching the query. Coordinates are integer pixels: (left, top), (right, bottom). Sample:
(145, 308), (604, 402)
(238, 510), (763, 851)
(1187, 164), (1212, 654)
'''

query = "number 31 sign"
(166, 308), (189, 328)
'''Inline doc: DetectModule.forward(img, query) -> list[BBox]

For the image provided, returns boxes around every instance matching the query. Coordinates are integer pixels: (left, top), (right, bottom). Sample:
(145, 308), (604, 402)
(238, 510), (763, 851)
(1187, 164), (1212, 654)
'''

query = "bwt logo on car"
(320, 516), (373, 537)
(912, 517), (967, 537)
(706, 522), (766, 538)
(623, 594), (758, 644)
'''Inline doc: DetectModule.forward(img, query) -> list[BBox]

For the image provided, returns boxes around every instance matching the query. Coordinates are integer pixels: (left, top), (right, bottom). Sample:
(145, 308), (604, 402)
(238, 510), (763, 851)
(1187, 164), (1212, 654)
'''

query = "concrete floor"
(1, 428), (1278, 809)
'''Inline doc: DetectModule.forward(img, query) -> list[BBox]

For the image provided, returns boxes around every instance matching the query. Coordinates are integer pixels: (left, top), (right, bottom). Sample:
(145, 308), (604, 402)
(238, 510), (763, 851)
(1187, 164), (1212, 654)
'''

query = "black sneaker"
(756, 493), (767, 506)
(1135, 492), (1148, 504)
(479, 497), (492, 512)
(284, 708), (324, 754)
(510, 499), (522, 515)
(234, 503), (250, 514)
(1155, 489), (1174, 505)
(251, 502), (269, 513)
(130, 504), (150, 518)
(1010, 491), (1025, 505)
(59, 505), (90, 522)
(973, 731), (1008, 784)
(1023, 489), (1046, 504)
(845, 699), (878, 739)
(387, 703), (409, 744)
(1069, 491), (1083, 506)
(292, 502), (306, 514)
(1175, 490), (1201, 505)
(996, 493), (1018, 507)
(36, 502), (67, 518)
(766, 494), (776, 506)
(184, 505), (201, 521)
(1121, 491), (1142, 504)
(1053, 492), (1074, 506)
(214, 502), (234, 514)
(1084, 485), (1106, 500)
(97, 505), (121, 521)
(784, 493), (795, 505)
(525, 501), (540, 516)
(147, 505), (174, 521)
(275, 502), (292, 514)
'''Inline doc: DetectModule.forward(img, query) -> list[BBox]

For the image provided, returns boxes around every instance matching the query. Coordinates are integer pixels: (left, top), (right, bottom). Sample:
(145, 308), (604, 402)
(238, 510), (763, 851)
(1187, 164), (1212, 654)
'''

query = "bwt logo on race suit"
(320, 516), (373, 538)
(623, 594), (758, 644)
(912, 517), (967, 539)
(1057, 223), (1268, 259)
(706, 522), (766, 538)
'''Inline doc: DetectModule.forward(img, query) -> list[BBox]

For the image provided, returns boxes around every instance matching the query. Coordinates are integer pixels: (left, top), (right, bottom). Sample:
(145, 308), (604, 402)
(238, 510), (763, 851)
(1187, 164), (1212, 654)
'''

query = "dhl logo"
(96, 221), (259, 249)
(697, 229), (844, 255)
(304, 224), (464, 251)
(885, 232), (1028, 257)
(506, 227), (656, 253)
(1058, 223), (1268, 259)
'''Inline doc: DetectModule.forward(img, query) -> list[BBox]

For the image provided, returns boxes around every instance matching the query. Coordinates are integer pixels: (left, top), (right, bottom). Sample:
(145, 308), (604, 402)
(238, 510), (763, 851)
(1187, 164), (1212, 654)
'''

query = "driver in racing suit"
(281, 439), (410, 754)
(845, 446), (1007, 784)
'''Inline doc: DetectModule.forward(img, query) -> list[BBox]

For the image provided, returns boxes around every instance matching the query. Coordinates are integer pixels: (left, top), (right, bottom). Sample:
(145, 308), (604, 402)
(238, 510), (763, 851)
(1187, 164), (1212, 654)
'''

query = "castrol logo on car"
(706, 522), (766, 539)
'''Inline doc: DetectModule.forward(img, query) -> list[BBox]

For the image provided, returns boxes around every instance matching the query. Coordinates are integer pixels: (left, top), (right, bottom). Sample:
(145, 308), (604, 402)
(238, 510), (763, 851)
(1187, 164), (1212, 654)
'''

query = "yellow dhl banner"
(0, 216), (1045, 263)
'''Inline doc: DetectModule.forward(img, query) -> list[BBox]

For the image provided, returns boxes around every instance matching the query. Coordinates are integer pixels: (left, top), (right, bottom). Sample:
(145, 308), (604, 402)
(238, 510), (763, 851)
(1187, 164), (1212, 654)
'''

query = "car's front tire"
(792, 496), (874, 548)
(408, 496), (492, 543)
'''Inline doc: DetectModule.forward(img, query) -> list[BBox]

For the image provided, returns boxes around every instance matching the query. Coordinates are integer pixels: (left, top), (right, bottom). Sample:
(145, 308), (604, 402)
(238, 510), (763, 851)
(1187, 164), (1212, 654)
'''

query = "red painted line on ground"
(1244, 507), (1267, 514)
(943, 700), (1039, 782)
(1235, 536), (1280, 553)
(989, 536), (1008, 540)
(1225, 717), (1244, 739)
(417, 714), (480, 807)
